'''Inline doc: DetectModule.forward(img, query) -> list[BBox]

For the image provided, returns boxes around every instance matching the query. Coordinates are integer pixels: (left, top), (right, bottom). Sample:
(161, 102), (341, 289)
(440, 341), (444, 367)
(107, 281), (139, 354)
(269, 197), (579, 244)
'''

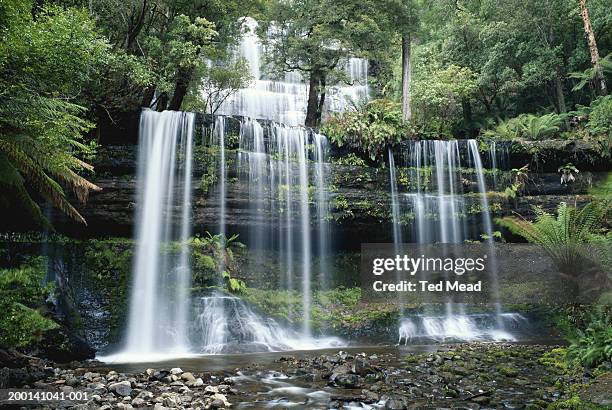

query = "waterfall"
(236, 119), (333, 338)
(488, 141), (510, 190)
(198, 116), (340, 352)
(193, 293), (338, 354)
(213, 17), (369, 126)
(315, 135), (330, 291)
(111, 109), (194, 361)
(390, 140), (512, 343)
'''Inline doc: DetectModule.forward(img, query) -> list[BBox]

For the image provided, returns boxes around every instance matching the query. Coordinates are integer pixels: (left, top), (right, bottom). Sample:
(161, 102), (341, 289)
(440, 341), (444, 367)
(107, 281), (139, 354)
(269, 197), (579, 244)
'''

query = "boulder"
(109, 380), (132, 397)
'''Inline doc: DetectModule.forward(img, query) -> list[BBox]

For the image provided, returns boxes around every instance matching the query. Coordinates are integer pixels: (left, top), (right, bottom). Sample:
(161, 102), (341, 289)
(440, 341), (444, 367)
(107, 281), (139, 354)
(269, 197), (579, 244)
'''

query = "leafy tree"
(411, 0), (610, 131)
(411, 60), (478, 137)
(0, 1), (107, 226)
(197, 58), (254, 115)
(260, 0), (391, 127)
(83, 0), (261, 115)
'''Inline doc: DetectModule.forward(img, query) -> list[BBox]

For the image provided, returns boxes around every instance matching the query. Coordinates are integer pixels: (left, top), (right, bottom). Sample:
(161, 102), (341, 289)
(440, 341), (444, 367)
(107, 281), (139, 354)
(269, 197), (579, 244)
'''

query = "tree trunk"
(401, 33), (412, 121)
(579, 0), (608, 95)
(305, 70), (321, 127)
(168, 67), (193, 111)
(316, 76), (326, 127)
(156, 92), (168, 112)
(461, 98), (473, 136)
(554, 75), (567, 113)
(141, 86), (156, 108)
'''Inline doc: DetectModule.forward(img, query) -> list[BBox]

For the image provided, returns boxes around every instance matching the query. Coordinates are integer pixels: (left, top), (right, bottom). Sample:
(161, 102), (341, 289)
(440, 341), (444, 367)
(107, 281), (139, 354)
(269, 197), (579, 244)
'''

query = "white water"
(398, 313), (526, 344)
(237, 120), (332, 339)
(204, 116), (340, 352)
(213, 17), (369, 126)
(489, 141), (510, 190)
(104, 109), (194, 362)
(193, 293), (341, 354)
(389, 140), (510, 343)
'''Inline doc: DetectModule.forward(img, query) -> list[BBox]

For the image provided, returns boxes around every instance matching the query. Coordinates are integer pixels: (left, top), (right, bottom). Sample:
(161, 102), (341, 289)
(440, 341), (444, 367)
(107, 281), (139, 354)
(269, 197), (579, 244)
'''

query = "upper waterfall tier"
(209, 17), (369, 126)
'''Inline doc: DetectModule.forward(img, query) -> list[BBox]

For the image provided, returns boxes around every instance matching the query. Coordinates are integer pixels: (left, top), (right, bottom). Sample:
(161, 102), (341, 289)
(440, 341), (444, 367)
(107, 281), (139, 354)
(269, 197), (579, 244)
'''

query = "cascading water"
(197, 116), (340, 353)
(214, 17), (369, 126)
(389, 140), (517, 343)
(104, 109), (194, 362)
(488, 141), (510, 189)
(235, 119), (334, 340)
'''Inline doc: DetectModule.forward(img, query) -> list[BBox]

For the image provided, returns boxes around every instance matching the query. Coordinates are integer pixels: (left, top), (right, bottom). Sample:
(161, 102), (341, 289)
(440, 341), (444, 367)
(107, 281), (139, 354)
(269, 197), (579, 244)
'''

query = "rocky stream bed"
(1, 343), (611, 409)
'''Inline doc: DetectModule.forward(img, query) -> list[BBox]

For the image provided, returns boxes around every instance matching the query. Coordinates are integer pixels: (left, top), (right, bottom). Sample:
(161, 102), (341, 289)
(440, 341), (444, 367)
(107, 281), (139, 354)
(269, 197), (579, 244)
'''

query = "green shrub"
(322, 99), (409, 161)
(0, 259), (58, 349)
(567, 306), (612, 368)
(587, 95), (612, 137)
(332, 153), (367, 167)
(191, 232), (246, 292)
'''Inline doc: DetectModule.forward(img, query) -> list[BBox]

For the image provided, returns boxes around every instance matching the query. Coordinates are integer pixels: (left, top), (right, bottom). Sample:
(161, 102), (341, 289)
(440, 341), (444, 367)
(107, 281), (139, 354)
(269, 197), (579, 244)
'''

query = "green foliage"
(316, 287), (361, 308)
(322, 99), (408, 161)
(0, 2), (106, 226)
(260, 0), (395, 125)
(567, 307), (612, 368)
(411, 59), (478, 137)
(84, 239), (133, 281)
(484, 114), (563, 140)
(222, 271), (247, 294)
(504, 165), (529, 200)
(332, 153), (367, 167)
(191, 232), (246, 293)
(519, 114), (563, 140)
(498, 201), (610, 274)
(587, 96), (612, 137)
(0, 259), (58, 349)
(569, 54), (612, 92)
(194, 58), (253, 114)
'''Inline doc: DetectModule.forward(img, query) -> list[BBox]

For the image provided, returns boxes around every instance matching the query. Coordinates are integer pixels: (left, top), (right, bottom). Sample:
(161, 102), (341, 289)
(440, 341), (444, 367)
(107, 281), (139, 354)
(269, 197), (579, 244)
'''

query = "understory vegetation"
(0, 258), (57, 349)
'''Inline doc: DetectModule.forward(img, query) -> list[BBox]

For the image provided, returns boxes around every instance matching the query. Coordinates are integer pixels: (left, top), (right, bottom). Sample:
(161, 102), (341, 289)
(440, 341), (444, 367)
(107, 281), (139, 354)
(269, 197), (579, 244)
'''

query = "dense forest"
(1, 0), (610, 224)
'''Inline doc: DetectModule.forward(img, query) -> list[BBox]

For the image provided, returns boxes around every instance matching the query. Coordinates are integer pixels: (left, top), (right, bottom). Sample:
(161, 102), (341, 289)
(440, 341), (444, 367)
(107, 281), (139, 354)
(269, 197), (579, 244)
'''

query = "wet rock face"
(49, 143), (609, 243)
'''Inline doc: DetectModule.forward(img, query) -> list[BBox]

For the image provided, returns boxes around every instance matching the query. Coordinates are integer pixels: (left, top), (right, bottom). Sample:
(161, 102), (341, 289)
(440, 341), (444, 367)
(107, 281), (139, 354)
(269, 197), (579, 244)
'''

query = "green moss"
(546, 394), (601, 410)
(497, 365), (519, 377)
(588, 172), (612, 196)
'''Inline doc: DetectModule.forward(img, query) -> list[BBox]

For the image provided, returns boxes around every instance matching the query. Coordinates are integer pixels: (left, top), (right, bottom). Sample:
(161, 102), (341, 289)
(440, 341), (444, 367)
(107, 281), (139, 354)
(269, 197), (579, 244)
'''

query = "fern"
(567, 307), (612, 368)
(518, 113), (562, 140)
(498, 202), (608, 274)
(0, 87), (100, 226)
(569, 54), (612, 92)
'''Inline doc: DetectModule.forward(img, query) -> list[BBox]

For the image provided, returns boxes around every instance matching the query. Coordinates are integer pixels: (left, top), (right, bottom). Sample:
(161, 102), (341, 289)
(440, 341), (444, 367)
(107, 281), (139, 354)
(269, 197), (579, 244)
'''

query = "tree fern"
(518, 113), (562, 140)
(498, 202), (608, 274)
(0, 4), (106, 227)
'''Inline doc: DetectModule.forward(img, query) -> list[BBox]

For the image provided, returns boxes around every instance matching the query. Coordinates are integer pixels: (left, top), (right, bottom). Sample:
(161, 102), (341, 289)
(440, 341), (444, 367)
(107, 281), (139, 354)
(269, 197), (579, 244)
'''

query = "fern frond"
(0, 137), (86, 225)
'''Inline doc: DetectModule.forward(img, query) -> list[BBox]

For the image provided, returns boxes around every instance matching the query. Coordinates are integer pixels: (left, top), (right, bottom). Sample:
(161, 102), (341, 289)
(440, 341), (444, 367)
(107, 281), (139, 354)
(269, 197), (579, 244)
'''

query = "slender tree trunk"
(579, 0), (608, 95)
(461, 98), (473, 136)
(168, 67), (193, 111)
(401, 33), (412, 121)
(316, 76), (326, 126)
(141, 86), (156, 108)
(305, 70), (321, 127)
(156, 92), (168, 112)
(555, 76), (567, 113)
